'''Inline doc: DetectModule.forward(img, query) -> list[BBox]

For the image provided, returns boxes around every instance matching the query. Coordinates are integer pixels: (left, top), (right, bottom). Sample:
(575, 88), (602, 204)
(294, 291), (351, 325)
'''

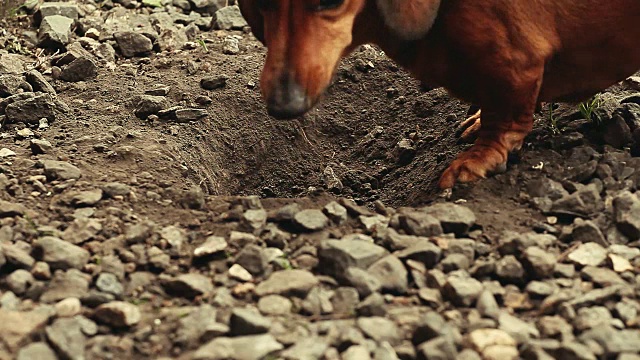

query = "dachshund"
(237, 0), (640, 189)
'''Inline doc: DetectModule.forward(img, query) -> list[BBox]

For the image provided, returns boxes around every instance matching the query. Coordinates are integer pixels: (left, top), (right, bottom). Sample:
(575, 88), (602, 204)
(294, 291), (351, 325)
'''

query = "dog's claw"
(457, 109), (482, 143)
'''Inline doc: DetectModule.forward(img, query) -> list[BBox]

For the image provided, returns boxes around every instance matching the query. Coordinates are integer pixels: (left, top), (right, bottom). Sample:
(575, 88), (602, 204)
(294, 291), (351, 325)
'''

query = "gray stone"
(567, 243), (607, 267)
(395, 240), (442, 268)
(345, 267), (382, 297)
(5, 94), (62, 125)
(30, 139), (54, 155)
(230, 307), (272, 336)
(357, 317), (402, 345)
(175, 305), (227, 347)
(193, 334), (283, 360)
(94, 301), (141, 327)
(580, 326), (640, 356)
(443, 272), (484, 307)
(255, 269), (318, 297)
(421, 203), (476, 235)
(2, 243), (35, 269)
(34, 236), (90, 270)
(194, 235), (228, 257)
(0, 75), (32, 97)
(293, 209), (330, 231)
(441, 253), (470, 272)
(114, 32), (154, 58)
(416, 336), (457, 360)
(551, 184), (603, 217)
(62, 218), (102, 245)
(522, 246), (556, 279)
(101, 182), (131, 197)
(162, 273), (213, 298)
(133, 95), (167, 119)
(6, 269), (34, 295)
(343, 345), (372, 360)
(38, 15), (74, 48)
(34, 2), (79, 25)
(499, 312), (540, 344)
(301, 287), (334, 315)
(41, 269), (90, 303)
(331, 287), (360, 315)
(200, 75), (228, 90)
(213, 5), (248, 30)
(525, 281), (556, 297)
(43, 160), (81, 180)
(25, 69), (56, 94)
(281, 337), (329, 359)
(235, 244), (268, 275)
(45, 317), (86, 360)
(357, 293), (386, 317)
(70, 189), (103, 207)
(581, 266), (625, 286)
(571, 219), (608, 246)
(0, 200), (26, 218)
(59, 57), (99, 82)
(17, 342), (58, 360)
(495, 255), (525, 283)
(527, 178), (569, 201)
(574, 307), (612, 332)
(96, 272), (124, 297)
(258, 295), (292, 316)
(412, 311), (452, 345)
(318, 239), (388, 281)
(240, 209), (267, 233)
(568, 285), (625, 309)
(477, 290), (500, 320)
(398, 211), (443, 237)
(613, 191), (640, 240)
(324, 201), (348, 224)
(368, 255), (408, 294)
(0, 309), (50, 352)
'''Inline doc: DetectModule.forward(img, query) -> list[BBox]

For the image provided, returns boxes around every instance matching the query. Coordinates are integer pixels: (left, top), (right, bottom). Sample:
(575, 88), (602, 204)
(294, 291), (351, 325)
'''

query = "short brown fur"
(238, 0), (640, 189)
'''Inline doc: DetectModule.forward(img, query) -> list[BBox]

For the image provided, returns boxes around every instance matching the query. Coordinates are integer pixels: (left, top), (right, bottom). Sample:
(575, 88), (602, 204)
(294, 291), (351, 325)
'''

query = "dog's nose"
(266, 75), (310, 119)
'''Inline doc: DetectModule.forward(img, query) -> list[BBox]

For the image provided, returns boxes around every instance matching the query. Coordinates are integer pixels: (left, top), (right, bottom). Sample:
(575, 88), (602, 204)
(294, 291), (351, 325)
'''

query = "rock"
(32, 262), (52, 280)
(133, 95), (167, 119)
(34, 2), (79, 25)
(0, 200), (26, 217)
(30, 139), (54, 154)
(526, 281), (556, 297)
(416, 336), (457, 360)
(213, 5), (248, 30)
(200, 75), (228, 90)
(0, 148), (16, 157)
(551, 184), (603, 217)
(357, 317), (402, 345)
(162, 273), (213, 298)
(522, 246), (556, 279)
(368, 255), (408, 294)
(41, 269), (90, 303)
(324, 201), (348, 224)
(613, 191), (640, 240)
(567, 243), (608, 267)
(0, 309), (50, 352)
(357, 293), (386, 317)
(280, 337), (329, 360)
(527, 178), (570, 200)
(114, 32), (154, 58)
(229, 264), (253, 282)
(59, 57), (99, 82)
(25, 69), (56, 94)
(343, 345), (372, 360)
(62, 218), (102, 245)
(571, 219), (608, 246)
(443, 272), (484, 306)
(175, 305), (227, 347)
(580, 326), (640, 356)
(477, 290), (500, 320)
(102, 182), (131, 197)
(6, 269), (34, 295)
(394, 240), (442, 268)
(293, 209), (330, 231)
(55, 297), (82, 317)
(440, 253), (470, 272)
(255, 269), (318, 297)
(34, 236), (90, 270)
(17, 342), (58, 360)
(223, 36), (240, 54)
(194, 236), (228, 257)
(43, 160), (82, 180)
(581, 266), (625, 286)
(373, 343), (400, 360)
(2, 243), (35, 269)
(94, 301), (141, 327)
(301, 286), (334, 315)
(604, 114), (633, 148)
(240, 209), (267, 233)
(5, 94), (62, 125)
(574, 306), (613, 331)
(568, 285), (625, 309)
(609, 254), (633, 273)
(46, 317), (86, 360)
(38, 15), (74, 48)
(495, 255), (525, 283)
(235, 244), (268, 275)
(467, 329), (517, 356)
(0, 75), (32, 97)
(318, 239), (388, 281)
(258, 295), (292, 316)
(421, 203), (476, 235)
(498, 312), (540, 344)
(412, 311), (452, 345)
(96, 273), (124, 297)
(398, 211), (443, 237)
(193, 334), (283, 360)
(230, 307), (272, 335)
(345, 267), (382, 297)
(70, 189), (103, 207)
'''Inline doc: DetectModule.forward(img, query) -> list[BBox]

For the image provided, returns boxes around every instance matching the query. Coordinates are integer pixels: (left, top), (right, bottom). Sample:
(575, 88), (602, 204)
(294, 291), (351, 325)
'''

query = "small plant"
(196, 38), (209, 52)
(578, 95), (601, 124)
(547, 102), (560, 134)
(0, 0), (24, 19)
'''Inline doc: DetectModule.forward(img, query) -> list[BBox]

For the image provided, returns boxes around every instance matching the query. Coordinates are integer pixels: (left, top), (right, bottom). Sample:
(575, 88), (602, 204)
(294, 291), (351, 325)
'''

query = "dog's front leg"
(438, 68), (543, 189)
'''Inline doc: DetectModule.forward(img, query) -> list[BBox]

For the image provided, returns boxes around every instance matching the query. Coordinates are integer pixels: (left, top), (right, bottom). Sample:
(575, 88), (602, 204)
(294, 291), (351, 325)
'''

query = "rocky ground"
(1, 1), (640, 359)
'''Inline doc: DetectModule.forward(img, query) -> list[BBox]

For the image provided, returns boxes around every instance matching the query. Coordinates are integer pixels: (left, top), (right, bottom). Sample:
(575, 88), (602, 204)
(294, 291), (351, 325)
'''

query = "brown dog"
(237, 0), (640, 189)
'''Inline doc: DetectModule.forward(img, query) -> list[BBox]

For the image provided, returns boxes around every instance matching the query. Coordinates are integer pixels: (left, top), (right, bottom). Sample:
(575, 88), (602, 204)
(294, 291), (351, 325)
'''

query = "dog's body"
(238, 0), (640, 189)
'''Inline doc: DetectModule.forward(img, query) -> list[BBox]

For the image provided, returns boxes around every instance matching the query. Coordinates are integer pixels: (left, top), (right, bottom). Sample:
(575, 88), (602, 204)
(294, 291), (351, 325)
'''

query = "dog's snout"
(266, 75), (310, 120)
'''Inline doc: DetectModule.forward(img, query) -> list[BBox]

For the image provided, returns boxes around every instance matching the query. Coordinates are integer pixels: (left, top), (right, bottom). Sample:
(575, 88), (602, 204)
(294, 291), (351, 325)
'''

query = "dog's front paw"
(438, 143), (508, 189)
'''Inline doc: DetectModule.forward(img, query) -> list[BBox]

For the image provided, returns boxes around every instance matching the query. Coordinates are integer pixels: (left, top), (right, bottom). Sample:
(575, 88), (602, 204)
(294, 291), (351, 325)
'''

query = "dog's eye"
(315, 0), (344, 11)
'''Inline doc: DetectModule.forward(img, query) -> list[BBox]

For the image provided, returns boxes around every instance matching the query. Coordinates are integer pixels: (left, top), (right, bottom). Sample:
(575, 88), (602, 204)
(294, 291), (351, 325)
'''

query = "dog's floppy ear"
(238, 0), (265, 43)
(376, 0), (441, 40)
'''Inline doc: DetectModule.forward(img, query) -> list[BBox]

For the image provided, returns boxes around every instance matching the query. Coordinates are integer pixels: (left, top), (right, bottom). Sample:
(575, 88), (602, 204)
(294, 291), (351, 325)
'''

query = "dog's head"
(238, 0), (441, 119)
